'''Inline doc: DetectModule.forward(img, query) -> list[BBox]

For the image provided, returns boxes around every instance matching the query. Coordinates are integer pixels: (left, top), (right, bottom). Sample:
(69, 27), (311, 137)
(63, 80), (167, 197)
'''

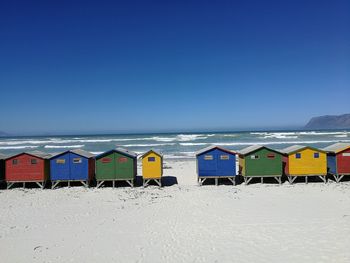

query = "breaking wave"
(0, 145), (39, 150)
(44, 145), (85, 149)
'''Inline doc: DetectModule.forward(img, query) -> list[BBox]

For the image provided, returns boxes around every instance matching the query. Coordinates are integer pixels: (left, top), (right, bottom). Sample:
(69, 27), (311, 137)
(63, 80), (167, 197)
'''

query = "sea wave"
(260, 135), (299, 139)
(0, 145), (39, 150)
(180, 143), (208, 146)
(121, 143), (176, 147)
(299, 131), (349, 136)
(176, 134), (208, 141)
(91, 151), (104, 155)
(44, 145), (85, 149)
(181, 139), (350, 147)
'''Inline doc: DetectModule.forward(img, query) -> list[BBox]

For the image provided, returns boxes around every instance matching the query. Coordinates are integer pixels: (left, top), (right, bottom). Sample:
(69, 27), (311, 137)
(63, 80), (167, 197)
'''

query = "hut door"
(199, 153), (217, 176)
(115, 153), (133, 180)
(96, 153), (115, 180)
(70, 153), (88, 180)
(53, 154), (70, 180)
(216, 153), (234, 176)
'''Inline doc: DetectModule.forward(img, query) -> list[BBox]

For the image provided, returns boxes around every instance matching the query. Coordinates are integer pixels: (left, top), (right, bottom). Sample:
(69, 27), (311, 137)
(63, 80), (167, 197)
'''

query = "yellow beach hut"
(282, 145), (327, 184)
(141, 150), (163, 186)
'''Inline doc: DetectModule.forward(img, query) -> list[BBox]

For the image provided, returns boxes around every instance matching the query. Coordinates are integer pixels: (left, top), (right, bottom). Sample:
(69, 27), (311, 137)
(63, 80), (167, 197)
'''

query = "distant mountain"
(305, 114), (350, 129)
(0, 131), (9, 137)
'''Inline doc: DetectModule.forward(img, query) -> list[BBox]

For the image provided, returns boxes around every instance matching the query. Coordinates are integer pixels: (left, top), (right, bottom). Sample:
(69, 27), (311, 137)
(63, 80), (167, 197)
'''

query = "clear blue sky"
(0, 0), (349, 135)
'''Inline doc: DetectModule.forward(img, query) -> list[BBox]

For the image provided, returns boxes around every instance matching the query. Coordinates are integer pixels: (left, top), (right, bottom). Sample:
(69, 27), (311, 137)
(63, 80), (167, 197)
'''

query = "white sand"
(0, 160), (350, 262)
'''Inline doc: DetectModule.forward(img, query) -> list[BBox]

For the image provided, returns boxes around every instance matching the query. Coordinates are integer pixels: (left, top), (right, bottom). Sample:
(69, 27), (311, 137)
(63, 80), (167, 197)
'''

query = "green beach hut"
(95, 147), (137, 187)
(238, 145), (284, 184)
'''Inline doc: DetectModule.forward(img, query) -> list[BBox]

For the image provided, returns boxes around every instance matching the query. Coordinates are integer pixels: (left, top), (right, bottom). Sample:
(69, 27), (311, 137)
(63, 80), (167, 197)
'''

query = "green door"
(96, 153), (115, 180)
(115, 153), (134, 180)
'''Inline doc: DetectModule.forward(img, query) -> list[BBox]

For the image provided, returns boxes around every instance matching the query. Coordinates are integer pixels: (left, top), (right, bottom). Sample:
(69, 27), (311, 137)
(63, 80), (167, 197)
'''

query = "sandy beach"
(0, 159), (350, 263)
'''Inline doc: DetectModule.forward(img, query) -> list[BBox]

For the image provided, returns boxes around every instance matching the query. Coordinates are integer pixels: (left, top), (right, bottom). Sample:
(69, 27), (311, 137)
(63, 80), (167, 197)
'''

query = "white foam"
(180, 139), (350, 147)
(0, 145), (39, 150)
(176, 134), (208, 141)
(299, 131), (349, 136)
(44, 145), (85, 149)
(180, 143), (208, 146)
(91, 151), (104, 155)
(121, 143), (176, 147)
(261, 135), (298, 139)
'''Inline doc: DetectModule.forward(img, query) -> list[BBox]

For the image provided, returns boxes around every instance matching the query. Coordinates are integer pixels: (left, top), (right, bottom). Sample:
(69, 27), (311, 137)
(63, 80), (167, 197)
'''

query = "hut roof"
(6, 150), (52, 160)
(49, 149), (95, 159)
(115, 147), (138, 158)
(238, 145), (283, 156)
(323, 142), (350, 154)
(140, 149), (163, 159)
(281, 145), (326, 155)
(95, 147), (138, 159)
(195, 145), (236, 156)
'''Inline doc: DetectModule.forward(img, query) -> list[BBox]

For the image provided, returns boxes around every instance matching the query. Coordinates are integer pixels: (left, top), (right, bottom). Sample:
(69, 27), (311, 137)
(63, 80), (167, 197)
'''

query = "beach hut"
(0, 153), (6, 182)
(323, 142), (350, 182)
(95, 147), (137, 188)
(238, 145), (284, 184)
(49, 149), (95, 189)
(141, 150), (163, 187)
(282, 145), (327, 184)
(196, 146), (236, 186)
(5, 151), (51, 189)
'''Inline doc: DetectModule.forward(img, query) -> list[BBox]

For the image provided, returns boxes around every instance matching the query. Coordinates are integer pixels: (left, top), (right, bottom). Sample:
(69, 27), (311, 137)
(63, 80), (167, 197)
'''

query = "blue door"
(69, 153), (88, 180)
(216, 152), (235, 176)
(51, 154), (70, 180)
(198, 151), (217, 176)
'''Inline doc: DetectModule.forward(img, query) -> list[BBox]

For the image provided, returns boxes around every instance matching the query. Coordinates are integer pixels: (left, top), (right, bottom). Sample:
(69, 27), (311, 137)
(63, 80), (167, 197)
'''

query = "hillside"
(305, 114), (350, 129)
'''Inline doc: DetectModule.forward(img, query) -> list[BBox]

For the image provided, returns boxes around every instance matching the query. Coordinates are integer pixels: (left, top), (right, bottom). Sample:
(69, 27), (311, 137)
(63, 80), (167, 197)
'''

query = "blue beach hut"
(196, 146), (236, 185)
(49, 149), (95, 188)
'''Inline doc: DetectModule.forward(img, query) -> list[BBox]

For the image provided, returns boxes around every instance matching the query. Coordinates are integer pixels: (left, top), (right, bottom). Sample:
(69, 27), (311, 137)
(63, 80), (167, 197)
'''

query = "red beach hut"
(324, 143), (350, 182)
(5, 151), (51, 189)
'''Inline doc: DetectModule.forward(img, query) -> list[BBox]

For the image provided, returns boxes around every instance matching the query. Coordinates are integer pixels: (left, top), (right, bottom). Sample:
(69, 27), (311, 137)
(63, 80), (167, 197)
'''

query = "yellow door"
(142, 152), (162, 179)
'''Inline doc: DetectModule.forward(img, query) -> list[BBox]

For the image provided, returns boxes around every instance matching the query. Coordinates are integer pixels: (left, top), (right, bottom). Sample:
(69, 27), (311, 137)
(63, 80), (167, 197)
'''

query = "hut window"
(267, 154), (275, 159)
(343, 153), (350, 157)
(250, 155), (259, 159)
(31, 159), (37, 164)
(204, 155), (213, 160)
(220, 155), (229, 160)
(12, 159), (18, 165)
(73, 158), (82, 163)
(118, 157), (128, 163)
(314, 153), (319, 158)
(56, 159), (66, 164)
(101, 158), (112, 163)
(295, 153), (301, 159)
(148, 157), (155, 162)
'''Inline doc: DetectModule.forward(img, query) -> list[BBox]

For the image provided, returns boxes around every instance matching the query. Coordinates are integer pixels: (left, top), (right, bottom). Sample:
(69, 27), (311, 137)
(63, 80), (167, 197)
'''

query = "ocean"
(0, 130), (349, 159)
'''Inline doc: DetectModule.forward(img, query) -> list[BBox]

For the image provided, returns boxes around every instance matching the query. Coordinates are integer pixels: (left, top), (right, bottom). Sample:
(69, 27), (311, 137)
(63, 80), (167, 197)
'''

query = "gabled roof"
(49, 149), (95, 159)
(140, 149), (163, 159)
(6, 150), (52, 160)
(323, 142), (350, 154)
(281, 145), (326, 155)
(95, 147), (138, 159)
(195, 145), (236, 156)
(238, 145), (283, 156)
(116, 147), (138, 158)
